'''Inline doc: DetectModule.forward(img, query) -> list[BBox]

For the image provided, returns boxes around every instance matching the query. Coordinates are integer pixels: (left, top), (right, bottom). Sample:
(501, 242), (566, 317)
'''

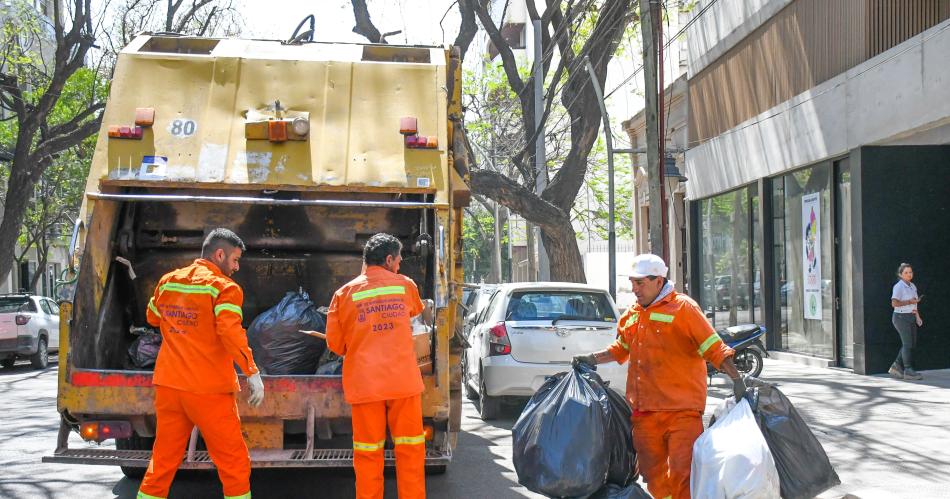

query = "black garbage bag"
(512, 363), (611, 498)
(604, 387), (637, 486)
(589, 483), (652, 499)
(247, 291), (327, 375)
(315, 347), (343, 375)
(746, 377), (841, 499)
(126, 327), (161, 370)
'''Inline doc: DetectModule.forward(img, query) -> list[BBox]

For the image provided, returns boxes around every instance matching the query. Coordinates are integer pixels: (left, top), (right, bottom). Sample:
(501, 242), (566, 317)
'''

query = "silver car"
(0, 294), (60, 369)
(462, 282), (628, 420)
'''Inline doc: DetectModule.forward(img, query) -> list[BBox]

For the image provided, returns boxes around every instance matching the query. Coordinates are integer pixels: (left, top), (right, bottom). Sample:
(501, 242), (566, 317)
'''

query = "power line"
(605, 0), (721, 99)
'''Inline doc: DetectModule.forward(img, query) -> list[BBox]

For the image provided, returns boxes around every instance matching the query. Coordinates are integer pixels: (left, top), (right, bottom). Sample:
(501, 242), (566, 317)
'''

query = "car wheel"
(30, 338), (48, 369)
(461, 355), (479, 401)
(0, 358), (15, 369)
(479, 376), (500, 421)
(735, 349), (763, 378)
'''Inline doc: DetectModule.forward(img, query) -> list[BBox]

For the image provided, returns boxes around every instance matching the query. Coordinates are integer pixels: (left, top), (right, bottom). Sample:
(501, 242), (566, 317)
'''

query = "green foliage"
(571, 135), (635, 240)
(462, 203), (511, 283)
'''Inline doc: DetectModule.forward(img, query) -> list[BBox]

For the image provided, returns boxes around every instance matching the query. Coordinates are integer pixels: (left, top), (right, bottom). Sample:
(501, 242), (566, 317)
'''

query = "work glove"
(572, 353), (596, 368)
(731, 374), (748, 403)
(247, 373), (265, 407)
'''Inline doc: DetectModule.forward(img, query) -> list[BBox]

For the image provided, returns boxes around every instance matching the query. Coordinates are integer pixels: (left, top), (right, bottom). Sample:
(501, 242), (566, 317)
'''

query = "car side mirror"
(466, 312), (477, 323)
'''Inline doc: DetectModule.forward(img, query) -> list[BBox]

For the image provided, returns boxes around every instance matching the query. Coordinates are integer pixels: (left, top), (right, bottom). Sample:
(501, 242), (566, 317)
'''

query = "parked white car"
(0, 294), (60, 369)
(462, 282), (628, 420)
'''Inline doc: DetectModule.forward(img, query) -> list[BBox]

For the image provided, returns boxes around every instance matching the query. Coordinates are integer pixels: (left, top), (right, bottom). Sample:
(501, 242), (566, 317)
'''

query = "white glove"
(247, 373), (265, 407)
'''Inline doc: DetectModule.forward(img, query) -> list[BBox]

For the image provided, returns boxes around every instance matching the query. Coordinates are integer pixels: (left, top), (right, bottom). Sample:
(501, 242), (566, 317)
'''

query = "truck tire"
(30, 338), (48, 369)
(1, 358), (15, 369)
(117, 434), (154, 479)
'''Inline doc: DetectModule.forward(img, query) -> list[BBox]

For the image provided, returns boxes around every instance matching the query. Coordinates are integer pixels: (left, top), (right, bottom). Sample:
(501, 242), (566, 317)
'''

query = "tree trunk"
(0, 162), (38, 286)
(489, 201), (502, 284)
(539, 222), (586, 283)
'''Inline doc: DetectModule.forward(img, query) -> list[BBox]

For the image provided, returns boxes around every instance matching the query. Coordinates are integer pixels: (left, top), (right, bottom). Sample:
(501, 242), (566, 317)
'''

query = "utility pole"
(489, 131), (502, 284)
(640, 0), (664, 260)
(533, 19), (551, 281)
(583, 56), (616, 300)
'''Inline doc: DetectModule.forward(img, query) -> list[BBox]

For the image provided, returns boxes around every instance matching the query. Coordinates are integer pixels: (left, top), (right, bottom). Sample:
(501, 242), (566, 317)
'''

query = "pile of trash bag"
(126, 326), (161, 370)
(512, 363), (643, 498)
(247, 291), (327, 375)
(691, 397), (781, 498)
(746, 377), (841, 499)
(315, 348), (342, 375)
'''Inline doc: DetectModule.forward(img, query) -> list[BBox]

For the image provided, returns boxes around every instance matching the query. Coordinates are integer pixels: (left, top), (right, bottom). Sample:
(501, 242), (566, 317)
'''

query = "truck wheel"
(479, 378), (500, 421)
(425, 464), (447, 475)
(30, 338), (48, 369)
(117, 434), (154, 479)
(1, 358), (15, 369)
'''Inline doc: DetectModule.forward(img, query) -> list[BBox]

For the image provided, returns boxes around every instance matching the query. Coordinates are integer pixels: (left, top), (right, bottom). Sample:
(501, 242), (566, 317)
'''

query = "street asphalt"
(1, 356), (948, 498)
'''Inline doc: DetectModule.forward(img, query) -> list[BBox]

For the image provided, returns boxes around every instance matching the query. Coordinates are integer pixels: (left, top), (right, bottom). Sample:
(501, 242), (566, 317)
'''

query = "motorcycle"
(707, 323), (767, 378)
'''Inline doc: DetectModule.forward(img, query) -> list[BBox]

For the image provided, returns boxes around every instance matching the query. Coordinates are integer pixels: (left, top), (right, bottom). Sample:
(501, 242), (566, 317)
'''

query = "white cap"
(627, 253), (668, 278)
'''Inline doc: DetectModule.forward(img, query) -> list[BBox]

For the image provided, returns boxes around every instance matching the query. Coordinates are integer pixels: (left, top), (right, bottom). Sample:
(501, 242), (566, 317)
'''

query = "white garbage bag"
(690, 398), (781, 499)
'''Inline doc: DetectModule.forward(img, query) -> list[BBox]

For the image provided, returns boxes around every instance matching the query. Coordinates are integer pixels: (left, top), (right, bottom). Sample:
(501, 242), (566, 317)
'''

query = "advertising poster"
(802, 193), (822, 320)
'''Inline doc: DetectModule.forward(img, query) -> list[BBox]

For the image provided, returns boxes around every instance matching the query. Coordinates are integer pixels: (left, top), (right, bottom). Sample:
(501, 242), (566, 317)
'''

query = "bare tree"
(0, 0), (103, 288)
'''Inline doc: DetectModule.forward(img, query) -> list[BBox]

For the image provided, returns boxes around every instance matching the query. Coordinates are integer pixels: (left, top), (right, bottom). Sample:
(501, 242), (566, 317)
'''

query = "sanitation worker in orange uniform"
(326, 233), (427, 499)
(574, 254), (746, 499)
(138, 228), (264, 499)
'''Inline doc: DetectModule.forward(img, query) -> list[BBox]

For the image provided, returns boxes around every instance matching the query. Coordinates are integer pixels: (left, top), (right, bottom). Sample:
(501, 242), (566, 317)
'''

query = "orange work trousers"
(138, 385), (251, 499)
(631, 410), (704, 499)
(351, 394), (425, 499)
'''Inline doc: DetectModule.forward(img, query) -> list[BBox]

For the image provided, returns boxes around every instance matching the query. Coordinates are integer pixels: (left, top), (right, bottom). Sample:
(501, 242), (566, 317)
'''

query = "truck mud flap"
(43, 447), (452, 469)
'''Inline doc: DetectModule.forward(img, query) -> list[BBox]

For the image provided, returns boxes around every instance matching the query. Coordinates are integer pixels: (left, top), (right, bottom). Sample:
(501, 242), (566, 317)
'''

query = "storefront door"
(835, 159), (854, 368)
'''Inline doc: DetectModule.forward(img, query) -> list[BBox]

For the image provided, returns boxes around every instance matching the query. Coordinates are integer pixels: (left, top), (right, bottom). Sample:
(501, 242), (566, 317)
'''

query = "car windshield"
(0, 297), (35, 313)
(505, 291), (615, 322)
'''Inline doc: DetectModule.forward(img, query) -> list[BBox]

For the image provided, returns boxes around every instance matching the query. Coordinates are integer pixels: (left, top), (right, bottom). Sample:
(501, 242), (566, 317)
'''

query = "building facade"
(684, 0), (950, 374)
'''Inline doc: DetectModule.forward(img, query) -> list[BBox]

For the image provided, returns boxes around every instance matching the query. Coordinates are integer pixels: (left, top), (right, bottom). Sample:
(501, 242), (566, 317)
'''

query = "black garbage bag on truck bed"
(746, 377), (841, 499)
(512, 363), (612, 498)
(247, 291), (327, 375)
(126, 327), (161, 370)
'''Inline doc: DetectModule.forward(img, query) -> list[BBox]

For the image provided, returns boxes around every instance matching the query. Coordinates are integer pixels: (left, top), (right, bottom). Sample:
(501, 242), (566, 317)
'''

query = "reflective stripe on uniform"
(697, 333), (722, 356)
(224, 493), (251, 499)
(352, 285), (406, 302)
(621, 312), (639, 330)
(159, 282), (220, 298)
(649, 312), (674, 323)
(393, 434), (425, 446)
(353, 439), (386, 452)
(214, 303), (243, 318)
(147, 297), (161, 318)
(136, 492), (165, 499)
(618, 337), (630, 351)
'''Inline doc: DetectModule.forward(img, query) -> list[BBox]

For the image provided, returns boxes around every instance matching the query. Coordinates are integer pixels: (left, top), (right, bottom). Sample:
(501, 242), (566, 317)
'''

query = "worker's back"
(327, 266), (424, 405)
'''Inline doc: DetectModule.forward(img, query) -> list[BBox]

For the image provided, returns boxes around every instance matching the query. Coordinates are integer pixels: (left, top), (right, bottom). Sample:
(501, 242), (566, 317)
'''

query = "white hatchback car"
(462, 282), (628, 420)
(0, 294), (60, 369)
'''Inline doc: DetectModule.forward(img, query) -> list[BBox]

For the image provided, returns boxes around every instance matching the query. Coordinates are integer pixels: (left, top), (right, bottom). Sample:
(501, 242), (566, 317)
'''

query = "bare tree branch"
(350, 0), (384, 43)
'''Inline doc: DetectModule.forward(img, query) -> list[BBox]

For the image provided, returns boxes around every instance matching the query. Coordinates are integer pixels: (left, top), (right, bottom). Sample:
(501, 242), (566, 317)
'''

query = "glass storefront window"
(773, 164), (834, 358)
(698, 187), (753, 328)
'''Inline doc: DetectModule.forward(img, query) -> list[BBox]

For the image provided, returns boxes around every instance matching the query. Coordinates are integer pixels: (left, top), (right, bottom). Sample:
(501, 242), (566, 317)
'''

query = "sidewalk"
(705, 359), (950, 499)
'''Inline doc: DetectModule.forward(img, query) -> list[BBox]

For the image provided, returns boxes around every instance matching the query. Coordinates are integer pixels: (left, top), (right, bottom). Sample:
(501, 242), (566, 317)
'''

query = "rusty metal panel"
(84, 36), (450, 210)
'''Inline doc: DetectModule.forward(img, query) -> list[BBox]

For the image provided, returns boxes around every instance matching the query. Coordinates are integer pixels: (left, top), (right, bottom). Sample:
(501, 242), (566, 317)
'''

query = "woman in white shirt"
(889, 263), (923, 380)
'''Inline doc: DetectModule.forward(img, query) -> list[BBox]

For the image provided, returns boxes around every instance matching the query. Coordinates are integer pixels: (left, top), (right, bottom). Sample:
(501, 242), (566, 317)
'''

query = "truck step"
(43, 447), (451, 469)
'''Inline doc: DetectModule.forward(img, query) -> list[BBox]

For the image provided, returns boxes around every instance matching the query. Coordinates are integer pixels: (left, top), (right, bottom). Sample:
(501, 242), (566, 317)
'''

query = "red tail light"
(488, 322), (511, 356)
(15, 315), (29, 326)
(79, 421), (132, 443)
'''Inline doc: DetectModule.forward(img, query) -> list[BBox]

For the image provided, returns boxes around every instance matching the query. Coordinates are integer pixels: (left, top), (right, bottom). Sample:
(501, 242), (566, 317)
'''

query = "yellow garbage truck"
(43, 34), (469, 475)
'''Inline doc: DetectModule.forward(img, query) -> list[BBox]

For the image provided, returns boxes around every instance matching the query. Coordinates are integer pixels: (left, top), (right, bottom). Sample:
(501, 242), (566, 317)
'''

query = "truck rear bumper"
(43, 447), (452, 469)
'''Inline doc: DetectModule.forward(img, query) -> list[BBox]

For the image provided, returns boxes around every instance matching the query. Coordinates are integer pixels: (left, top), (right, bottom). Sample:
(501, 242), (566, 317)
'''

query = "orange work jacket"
(146, 259), (258, 393)
(325, 266), (425, 405)
(607, 288), (733, 413)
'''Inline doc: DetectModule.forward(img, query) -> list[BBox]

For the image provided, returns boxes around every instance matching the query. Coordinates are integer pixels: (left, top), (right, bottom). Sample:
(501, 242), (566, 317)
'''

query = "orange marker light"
(426, 136), (438, 149)
(399, 117), (418, 135)
(80, 422), (98, 442)
(107, 126), (121, 138)
(423, 425), (434, 441)
(134, 108), (155, 126)
(268, 120), (288, 142)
